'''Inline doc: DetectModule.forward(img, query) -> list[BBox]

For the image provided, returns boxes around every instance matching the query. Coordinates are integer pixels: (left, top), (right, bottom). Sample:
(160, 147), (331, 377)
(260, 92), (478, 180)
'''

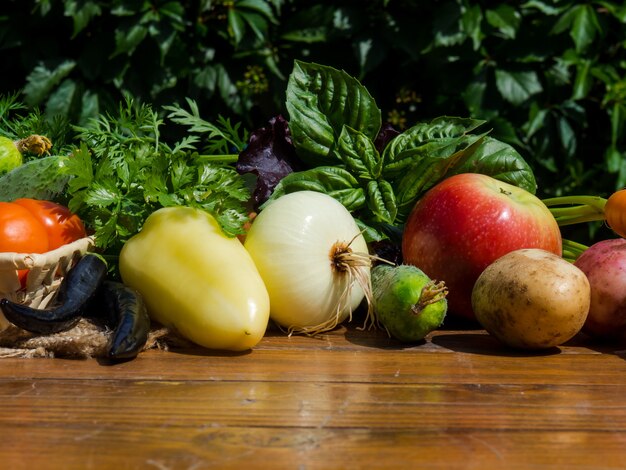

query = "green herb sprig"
(64, 97), (251, 270)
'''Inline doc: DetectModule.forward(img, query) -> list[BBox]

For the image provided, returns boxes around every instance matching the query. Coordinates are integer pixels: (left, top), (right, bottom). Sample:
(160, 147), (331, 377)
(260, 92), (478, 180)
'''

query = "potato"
(471, 248), (590, 349)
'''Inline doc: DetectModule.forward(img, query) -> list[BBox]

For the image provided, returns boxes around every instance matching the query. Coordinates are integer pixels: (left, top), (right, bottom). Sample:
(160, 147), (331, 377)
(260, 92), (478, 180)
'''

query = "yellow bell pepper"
(119, 206), (270, 351)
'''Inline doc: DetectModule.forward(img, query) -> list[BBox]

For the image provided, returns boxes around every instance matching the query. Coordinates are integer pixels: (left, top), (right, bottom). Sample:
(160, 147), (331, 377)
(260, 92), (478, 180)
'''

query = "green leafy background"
(2, 0), (626, 241)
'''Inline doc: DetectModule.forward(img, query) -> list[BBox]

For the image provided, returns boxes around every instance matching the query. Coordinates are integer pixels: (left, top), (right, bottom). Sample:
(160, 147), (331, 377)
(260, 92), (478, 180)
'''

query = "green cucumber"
(0, 155), (69, 201)
(372, 264), (448, 342)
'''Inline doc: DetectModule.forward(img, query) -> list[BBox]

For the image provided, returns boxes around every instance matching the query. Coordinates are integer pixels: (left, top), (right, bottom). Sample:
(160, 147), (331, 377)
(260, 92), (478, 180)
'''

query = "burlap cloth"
(0, 319), (183, 358)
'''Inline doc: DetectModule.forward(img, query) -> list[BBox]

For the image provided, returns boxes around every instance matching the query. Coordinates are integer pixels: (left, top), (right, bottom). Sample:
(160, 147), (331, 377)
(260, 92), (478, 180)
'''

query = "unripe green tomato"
(0, 137), (22, 174)
(372, 264), (448, 342)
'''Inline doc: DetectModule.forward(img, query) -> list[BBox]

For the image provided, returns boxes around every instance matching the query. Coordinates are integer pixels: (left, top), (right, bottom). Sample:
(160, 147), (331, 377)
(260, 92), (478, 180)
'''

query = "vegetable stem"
(411, 280), (448, 316)
(561, 238), (589, 263)
(542, 195), (607, 226)
(196, 154), (239, 164)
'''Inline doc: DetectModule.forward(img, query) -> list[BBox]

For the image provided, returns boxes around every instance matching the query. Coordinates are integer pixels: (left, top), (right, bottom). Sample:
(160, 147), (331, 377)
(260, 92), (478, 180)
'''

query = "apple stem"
(411, 280), (448, 316)
(542, 195), (607, 226)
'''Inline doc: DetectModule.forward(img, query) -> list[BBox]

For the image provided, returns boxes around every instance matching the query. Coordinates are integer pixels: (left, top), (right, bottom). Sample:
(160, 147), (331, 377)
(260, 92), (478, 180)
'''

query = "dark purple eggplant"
(0, 253), (108, 335)
(91, 281), (150, 360)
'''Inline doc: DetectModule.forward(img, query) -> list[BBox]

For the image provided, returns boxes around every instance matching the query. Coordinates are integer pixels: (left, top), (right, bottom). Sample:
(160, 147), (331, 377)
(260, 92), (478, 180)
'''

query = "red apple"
(401, 173), (562, 321)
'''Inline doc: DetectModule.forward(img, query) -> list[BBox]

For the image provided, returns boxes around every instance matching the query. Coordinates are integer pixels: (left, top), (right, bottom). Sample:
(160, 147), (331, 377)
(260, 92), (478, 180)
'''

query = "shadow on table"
(342, 311), (566, 357)
(430, 332), (562, 357)
(573, 334), (626, 361)
(341, 307), (626, 359)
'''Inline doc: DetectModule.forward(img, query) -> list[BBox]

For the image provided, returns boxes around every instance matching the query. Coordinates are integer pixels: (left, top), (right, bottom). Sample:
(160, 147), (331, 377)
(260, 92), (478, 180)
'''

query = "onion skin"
(244, 191), (369, 333)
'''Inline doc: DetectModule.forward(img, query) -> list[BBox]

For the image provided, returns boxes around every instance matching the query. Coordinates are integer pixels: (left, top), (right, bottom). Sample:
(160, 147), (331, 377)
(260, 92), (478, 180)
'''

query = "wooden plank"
(1, 326), (625, 469)
(1, 426), (625, 469)
(1, 379), (626, 468)
(0, 380), (625, 431)
(1, 341), (625, 386)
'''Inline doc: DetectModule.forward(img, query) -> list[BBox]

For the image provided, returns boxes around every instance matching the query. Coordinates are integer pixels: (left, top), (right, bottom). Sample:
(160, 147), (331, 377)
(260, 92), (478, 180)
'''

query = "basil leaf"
(385, 116), (485, 154)
(393, 135), (487, 220)
(354, 218), (387, 243)
(335, 125), (381, 179)
(449, 136), (537, 193)
(268, 166), (366, 212)
(365, 179), (397, 224)
(286, 60), (381, 164)
(382, 137), (468, 179)
(382, 116), (486, 179)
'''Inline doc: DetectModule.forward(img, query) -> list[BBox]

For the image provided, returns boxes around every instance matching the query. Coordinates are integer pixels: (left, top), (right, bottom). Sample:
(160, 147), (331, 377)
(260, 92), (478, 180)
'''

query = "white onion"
(244, 191), (372, 335)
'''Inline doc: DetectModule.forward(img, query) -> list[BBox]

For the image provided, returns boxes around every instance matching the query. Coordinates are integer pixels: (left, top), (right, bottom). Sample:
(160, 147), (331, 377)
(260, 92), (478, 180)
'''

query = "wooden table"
(1, 320), (625, 469)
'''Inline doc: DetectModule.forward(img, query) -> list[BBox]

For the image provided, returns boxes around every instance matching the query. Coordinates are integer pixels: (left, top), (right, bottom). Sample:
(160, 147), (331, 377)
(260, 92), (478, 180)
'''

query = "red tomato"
(0, 202), (50, 286)
(13, 198), (87, 250)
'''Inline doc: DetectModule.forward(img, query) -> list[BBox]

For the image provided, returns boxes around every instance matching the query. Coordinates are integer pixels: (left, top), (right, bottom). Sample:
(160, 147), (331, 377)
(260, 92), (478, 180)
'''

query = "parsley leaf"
(63, 97), (251, 271)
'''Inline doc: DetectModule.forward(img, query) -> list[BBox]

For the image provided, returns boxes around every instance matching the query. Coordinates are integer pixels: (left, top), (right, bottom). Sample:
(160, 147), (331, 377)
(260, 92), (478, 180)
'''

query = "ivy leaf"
(23, 60), (76, 107)
(228, 0), (277, 45)
(597, 1), (626, 22)
(525, 103), (549, 139)
(605, 145), (622, 174)
(429, 1), (464, 48)
(495, 69), (543, 106)
(238, 10), (270, 42)
(237, 0), (278, 23)
(286, 60), (381, 165)
(45, 79), (78, 119)
(557, 114), (576, 158)
(279, 5), (335, 43)
(570, 4), (600, 52)
(485, 5), (521, 39)
(461, 4), (484, 50)
(111, 24), (148, 57)
(63, 0), (102, 38)
(572, 59), (592, 100)
(551, 4), (600, 52)
(228, 8), (247, 44)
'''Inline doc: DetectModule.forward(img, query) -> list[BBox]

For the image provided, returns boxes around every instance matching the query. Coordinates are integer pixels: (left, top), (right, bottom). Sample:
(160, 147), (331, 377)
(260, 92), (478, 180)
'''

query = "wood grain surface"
(1, 322), (625, 469)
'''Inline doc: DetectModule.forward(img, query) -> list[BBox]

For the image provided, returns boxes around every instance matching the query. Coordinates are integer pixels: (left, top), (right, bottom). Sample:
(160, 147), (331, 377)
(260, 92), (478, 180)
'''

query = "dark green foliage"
(1, 0), (625, 207)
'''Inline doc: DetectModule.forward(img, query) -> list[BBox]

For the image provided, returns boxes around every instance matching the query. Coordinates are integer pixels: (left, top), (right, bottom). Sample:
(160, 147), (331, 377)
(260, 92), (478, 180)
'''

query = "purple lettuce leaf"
(235, 115), (303, 208)
(374, 122), (400, 153)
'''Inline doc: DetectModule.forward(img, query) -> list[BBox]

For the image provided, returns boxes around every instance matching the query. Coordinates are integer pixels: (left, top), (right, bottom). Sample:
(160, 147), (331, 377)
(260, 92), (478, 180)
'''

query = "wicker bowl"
(0, 236), (96, 329)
